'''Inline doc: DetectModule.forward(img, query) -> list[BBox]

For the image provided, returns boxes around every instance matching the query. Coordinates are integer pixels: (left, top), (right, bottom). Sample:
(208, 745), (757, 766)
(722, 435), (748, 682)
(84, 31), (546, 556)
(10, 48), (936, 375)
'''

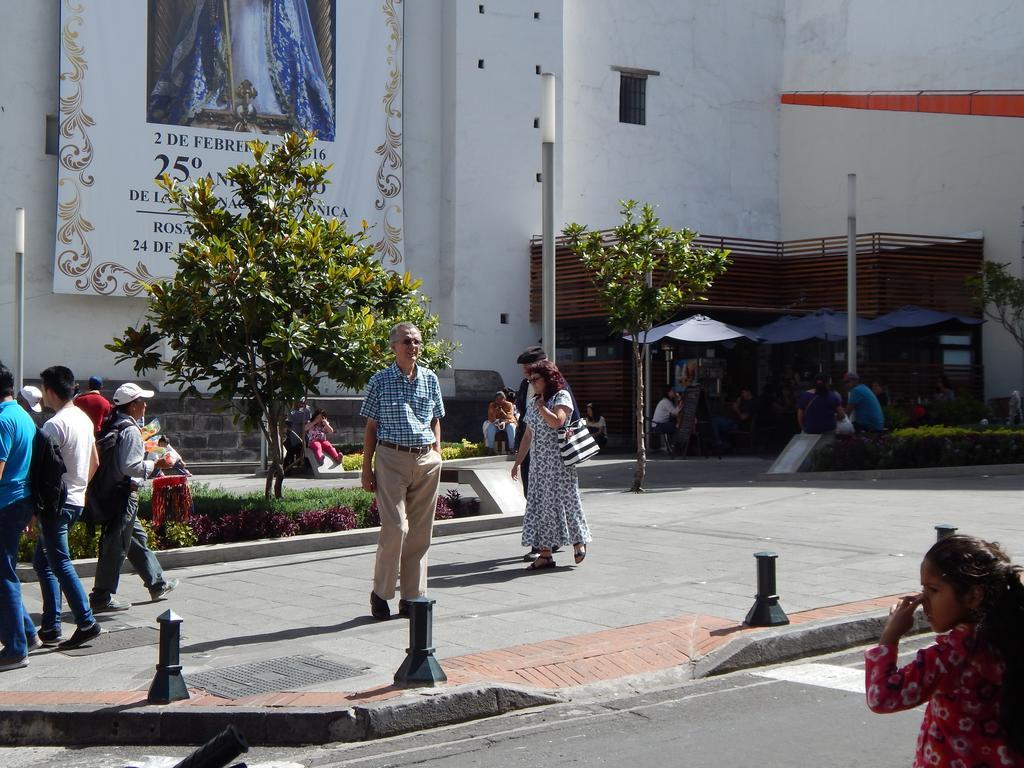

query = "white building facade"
(1, 0), (1021, 397)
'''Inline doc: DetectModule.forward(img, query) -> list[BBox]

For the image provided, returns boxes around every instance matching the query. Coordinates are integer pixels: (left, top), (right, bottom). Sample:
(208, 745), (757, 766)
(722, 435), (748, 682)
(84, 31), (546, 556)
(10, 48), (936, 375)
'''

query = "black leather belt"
(379, 440), (433, 456)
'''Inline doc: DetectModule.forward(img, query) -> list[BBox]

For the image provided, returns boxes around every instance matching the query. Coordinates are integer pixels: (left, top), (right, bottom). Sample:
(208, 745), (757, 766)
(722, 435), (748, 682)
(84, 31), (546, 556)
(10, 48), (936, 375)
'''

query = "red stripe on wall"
(781, 91), (1024, 118)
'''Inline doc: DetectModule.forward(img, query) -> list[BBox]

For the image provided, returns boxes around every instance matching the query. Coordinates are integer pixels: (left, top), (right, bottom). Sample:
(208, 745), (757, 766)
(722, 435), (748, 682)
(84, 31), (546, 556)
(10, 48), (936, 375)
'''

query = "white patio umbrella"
(624, 314), (762, 344)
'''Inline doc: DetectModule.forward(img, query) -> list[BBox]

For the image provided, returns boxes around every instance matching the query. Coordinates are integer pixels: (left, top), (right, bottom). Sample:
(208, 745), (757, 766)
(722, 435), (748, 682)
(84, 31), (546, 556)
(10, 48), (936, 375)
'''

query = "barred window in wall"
(619, 74), (646, 125)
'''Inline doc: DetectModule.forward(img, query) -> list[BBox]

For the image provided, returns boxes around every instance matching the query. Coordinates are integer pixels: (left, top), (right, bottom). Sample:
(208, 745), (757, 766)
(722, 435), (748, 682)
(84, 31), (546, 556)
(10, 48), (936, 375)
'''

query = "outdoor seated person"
(585, 402), (608, 450)
(650, 386), (680, 449)
(843, 371), (885, 432)
(933, 375), (955, 402)
(304, 408), (342, 466)
(711, 386), (754, 450)
(484, 391), (517, 452)
(870, 379), (890, 408)
(796, 376), (846, 434)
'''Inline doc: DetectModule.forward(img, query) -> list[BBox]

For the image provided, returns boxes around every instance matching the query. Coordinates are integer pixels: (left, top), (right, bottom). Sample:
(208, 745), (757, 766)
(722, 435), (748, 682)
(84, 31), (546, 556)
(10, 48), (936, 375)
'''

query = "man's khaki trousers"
(372, 445), (443, 600)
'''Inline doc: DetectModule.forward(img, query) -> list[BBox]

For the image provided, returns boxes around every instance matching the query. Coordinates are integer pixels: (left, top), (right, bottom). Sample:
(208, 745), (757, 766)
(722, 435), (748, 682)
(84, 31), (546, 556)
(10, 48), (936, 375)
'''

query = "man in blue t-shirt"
(844, 371), (885, 432)
(0, 360), (40, 670)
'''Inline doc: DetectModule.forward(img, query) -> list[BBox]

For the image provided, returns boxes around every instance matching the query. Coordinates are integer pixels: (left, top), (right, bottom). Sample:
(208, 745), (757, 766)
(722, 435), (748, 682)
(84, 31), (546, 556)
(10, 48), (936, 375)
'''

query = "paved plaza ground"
(2, 455), (1022, 743)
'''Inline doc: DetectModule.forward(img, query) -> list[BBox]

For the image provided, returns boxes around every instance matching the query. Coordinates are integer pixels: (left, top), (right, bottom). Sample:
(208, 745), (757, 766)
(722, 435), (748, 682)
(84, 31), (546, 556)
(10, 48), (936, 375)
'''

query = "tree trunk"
(631, 338), (647, 492)
(262, 403), (287, 499)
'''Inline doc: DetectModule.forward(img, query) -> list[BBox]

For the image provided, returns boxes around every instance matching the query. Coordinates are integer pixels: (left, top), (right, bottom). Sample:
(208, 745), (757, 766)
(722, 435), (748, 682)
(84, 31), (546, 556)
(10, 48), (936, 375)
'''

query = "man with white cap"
(17, 386), (43, 419)
(89, 383), (177, 612)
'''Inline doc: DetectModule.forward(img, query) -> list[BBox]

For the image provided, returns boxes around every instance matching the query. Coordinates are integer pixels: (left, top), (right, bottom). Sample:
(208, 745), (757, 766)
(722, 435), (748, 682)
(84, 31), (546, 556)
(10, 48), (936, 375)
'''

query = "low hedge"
(18, 485), (457, 563)
(810, 426), (1024, 472)
(325, 438), (488, 471)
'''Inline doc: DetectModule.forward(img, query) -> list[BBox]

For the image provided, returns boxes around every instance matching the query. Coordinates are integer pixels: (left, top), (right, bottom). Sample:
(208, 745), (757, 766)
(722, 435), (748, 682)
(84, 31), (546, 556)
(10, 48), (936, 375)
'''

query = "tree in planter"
(967, 261), (1024, 353)
(563, 200), (730, 492)
(108, 132), (452, 499)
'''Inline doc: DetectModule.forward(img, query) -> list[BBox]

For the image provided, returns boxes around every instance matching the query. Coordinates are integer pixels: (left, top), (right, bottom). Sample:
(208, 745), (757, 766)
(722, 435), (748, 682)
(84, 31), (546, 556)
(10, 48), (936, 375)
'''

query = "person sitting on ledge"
(484, 391), (517, 453)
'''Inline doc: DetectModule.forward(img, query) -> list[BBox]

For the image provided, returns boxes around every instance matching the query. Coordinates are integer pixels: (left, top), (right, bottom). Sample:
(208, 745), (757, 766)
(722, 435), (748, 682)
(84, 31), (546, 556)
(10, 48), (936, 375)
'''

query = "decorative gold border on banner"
(374, 0), (404, 265)
(57, 0), (150, 296)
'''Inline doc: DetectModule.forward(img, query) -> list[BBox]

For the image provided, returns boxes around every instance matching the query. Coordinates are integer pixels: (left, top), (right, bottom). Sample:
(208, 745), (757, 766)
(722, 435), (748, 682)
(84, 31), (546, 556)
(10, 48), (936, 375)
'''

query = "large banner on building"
(55, 0), (403, 297)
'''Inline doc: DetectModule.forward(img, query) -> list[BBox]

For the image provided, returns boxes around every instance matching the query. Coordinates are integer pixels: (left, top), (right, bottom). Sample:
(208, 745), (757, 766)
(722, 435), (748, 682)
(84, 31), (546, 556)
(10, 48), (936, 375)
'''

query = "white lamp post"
(846, 174), (857, 374)
(541, 73), (556, 362)
(14, 208), (25, 391)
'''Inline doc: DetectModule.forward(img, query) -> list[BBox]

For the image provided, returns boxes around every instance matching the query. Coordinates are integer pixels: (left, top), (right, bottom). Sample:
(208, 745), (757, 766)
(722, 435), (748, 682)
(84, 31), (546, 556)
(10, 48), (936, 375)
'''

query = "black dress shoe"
(370, 591), (390, 620)
(398, 599), (410, 618)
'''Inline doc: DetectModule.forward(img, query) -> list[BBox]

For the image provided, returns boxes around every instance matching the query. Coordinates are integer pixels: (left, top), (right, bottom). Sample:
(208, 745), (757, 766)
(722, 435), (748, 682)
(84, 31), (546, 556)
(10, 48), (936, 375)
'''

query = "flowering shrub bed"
(19, 486), (462, 561)
(809, 426), (1024, 472)
(336, 439), (487, 471)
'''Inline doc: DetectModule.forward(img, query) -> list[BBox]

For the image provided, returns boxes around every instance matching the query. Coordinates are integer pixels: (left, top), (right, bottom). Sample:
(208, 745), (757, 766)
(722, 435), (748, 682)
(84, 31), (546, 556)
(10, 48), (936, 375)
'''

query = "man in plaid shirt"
(361, 322), (445, 620)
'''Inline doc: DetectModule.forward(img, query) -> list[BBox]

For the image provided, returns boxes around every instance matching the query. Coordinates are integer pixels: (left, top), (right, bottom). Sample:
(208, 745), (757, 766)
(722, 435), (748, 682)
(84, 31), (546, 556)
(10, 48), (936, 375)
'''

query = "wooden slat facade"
(527, 232), (985, 443)
(531, 232), (984, 320)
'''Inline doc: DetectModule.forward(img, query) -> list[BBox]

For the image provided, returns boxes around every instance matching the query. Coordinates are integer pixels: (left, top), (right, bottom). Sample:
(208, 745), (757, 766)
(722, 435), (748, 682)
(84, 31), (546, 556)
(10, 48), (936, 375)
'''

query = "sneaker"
(370, 591), (390, 620)
(26, 634), (44, 652)
(37, 628), (63, 646)
(149, 578), (179, 601)
(91, 596), (132, 613)
(57, 622), (102, 650)
(0, 656), (28, 672)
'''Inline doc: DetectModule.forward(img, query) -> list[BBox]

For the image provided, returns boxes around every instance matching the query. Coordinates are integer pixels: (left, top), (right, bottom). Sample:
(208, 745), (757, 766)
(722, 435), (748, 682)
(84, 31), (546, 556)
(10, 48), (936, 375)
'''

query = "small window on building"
(619, 74), (646, 125)
(500, 313), (509, 324)
(45, 114), (59, 156)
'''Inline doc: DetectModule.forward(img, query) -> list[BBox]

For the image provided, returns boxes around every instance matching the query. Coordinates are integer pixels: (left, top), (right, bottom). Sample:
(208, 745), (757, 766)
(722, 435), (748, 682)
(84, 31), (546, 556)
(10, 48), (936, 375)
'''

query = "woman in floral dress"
(511, 360), (592, 570)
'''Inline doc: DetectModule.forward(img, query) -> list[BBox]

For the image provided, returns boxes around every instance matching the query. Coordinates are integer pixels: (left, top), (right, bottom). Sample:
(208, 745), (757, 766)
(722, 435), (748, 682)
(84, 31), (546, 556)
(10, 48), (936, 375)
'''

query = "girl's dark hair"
(813, 376), (829, 396)
(586, 402), (602, 420)
(925, 534), (1024, 752)
(311, 408), (327, 420)
(526, 360), (567, 398)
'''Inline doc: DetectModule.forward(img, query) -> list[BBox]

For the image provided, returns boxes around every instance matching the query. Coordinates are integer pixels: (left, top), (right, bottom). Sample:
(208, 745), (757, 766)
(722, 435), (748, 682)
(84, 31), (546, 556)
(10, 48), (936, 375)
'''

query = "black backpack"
(30, 428), (68, 523)
(85, 417), (135, 525)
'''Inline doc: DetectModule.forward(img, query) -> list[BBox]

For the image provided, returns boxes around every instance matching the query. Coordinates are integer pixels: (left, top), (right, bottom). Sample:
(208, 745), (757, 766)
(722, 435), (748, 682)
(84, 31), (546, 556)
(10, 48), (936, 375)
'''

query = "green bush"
(810, 427), (1024, 472)
(927, 395), (991, 427)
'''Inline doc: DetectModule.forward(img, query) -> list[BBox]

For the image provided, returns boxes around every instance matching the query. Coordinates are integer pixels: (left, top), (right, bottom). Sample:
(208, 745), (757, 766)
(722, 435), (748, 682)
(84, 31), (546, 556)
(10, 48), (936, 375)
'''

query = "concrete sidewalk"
(2, 456), (1022, 746)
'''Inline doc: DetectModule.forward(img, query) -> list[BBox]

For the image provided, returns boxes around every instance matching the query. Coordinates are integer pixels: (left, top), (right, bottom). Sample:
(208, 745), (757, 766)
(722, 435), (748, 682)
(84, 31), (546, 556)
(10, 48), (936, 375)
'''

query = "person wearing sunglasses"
(360, 323), (445, 620)
(511, 360), (592, 570)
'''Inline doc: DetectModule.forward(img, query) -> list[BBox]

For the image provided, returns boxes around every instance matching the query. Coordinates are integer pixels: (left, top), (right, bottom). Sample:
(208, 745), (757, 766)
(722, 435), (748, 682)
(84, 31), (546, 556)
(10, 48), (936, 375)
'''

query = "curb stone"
(693, 610), (932, 678)
(0, 685), (563, 747)
(758, 462), (1024, 482)
(16, 511), (525, 583)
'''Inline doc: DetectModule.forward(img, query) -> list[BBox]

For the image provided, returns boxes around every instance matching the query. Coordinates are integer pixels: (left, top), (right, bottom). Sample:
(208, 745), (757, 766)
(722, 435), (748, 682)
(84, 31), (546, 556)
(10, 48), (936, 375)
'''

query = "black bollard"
(172, 724), (248, 768)
(743, 551), (790, 627)
(394, 597), (447, 687)
(148, 609), (189, 704)
(935, 524), (958, 542)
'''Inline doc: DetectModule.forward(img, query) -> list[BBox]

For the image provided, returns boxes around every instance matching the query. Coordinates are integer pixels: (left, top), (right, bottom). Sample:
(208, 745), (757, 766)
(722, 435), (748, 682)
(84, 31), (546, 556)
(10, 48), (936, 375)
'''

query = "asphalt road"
(4, 638), (932, 768)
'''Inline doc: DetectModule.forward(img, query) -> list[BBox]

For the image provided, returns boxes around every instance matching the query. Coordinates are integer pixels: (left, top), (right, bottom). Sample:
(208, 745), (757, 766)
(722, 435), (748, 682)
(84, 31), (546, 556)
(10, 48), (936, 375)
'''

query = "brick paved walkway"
(0, 595), (899, 710)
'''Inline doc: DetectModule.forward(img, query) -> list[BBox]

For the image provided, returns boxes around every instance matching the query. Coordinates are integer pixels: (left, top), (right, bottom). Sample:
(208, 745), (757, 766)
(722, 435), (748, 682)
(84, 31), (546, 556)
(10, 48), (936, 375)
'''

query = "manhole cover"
(188, 655), (368, 699)
(59, 626), (159, 657)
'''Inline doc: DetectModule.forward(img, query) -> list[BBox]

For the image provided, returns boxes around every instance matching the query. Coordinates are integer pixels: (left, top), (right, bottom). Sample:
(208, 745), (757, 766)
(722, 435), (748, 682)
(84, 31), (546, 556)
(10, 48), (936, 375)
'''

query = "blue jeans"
(485, 422), (516, 451)
(0, 497), (37, 659)
(33, 504), (95, 633)
(91, 492), (166, 604)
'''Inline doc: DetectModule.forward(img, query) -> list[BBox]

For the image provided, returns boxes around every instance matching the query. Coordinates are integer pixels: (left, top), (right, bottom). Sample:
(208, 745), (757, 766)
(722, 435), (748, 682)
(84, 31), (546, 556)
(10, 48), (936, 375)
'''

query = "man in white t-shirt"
(33, 366), (102, 650)
(651, 386), (681, 449)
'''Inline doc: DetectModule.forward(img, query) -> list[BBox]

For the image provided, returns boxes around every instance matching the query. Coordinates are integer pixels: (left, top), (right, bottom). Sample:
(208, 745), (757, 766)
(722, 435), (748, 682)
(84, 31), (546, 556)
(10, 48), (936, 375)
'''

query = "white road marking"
(751, 663), (865, 693)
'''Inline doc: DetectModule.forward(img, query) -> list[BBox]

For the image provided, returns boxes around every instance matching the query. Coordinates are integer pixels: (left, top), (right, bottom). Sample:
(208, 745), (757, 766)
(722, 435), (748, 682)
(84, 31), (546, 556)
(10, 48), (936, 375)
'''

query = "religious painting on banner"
(54, 0), (404, 298)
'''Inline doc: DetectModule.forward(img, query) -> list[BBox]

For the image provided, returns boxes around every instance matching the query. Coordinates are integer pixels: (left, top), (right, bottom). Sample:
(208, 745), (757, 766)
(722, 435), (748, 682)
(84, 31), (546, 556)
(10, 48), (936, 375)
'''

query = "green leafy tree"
(109, 132), (452, 498)
(563, 200), (730, 492)
(967, 261), (1024, 351)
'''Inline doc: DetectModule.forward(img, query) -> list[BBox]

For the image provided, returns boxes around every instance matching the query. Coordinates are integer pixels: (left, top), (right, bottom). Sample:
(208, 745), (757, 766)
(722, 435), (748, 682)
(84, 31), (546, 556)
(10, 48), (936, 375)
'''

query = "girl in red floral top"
(865, 535), (1024, 767)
